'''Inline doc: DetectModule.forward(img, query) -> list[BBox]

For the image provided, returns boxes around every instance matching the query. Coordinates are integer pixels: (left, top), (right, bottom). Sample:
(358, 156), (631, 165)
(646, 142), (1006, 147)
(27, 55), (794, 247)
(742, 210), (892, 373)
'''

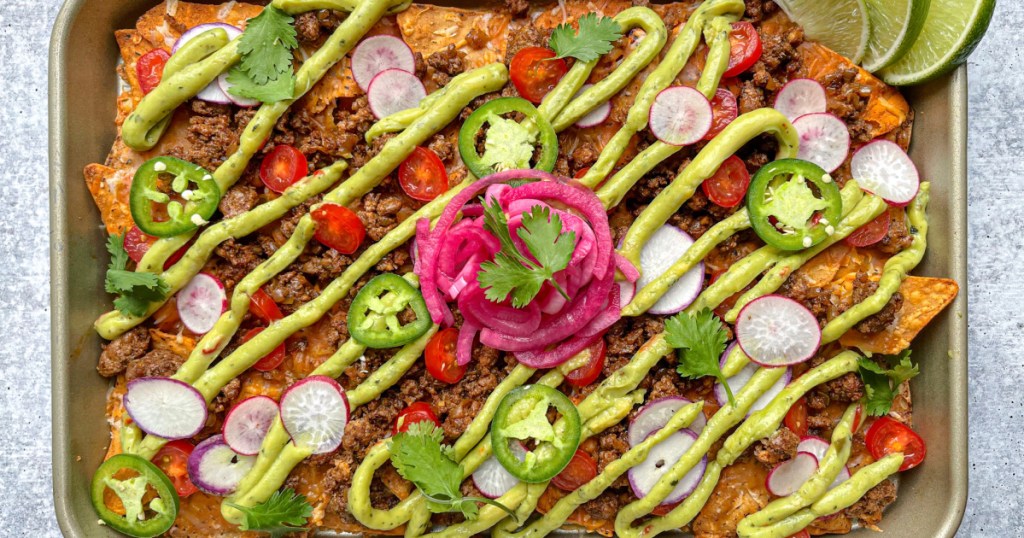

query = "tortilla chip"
(149, 328), (196, 357)
(135, 1), (263, 51)
(692, 461), (770, 537)
(532, 0), (634, 27)
(397, 5), (510, 70)
(840, 276), (960, 354)
(84, 163), (135, 234)
(790, 243), (853, 289)
(537, 487), (615, 536)
(104, 377), (129, 460)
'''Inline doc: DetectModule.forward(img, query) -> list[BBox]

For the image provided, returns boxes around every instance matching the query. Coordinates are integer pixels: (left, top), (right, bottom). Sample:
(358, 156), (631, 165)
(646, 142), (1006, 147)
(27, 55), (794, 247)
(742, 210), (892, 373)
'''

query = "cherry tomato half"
(784, 397), (809, 437)
(564, 338), (606, 387)
(248, 288), (284, 323)
(723, 22), (763, 78)
(846, 210), (892, 248)
(573, 167), (591, 180)
(550, 449), (598, 491)
(425, 328), (466, 384)
(137, 49), (171, 94)
(702, 155), (750, 208)
(852, 404), (865, 433)
(151, 439), (199, 497)
(123, 225), (189, 269)
(311, 203), (366, 255)
(398, 147), (449, 201)
(393, 402), (442, 435)
(651, 502), (681, 516)
(865, 416), (926, 471)
(703, 88), (739, 141)
(259, 145), (309, 193)
(242, 327), (287, 371)
(510, 47), (568, 104)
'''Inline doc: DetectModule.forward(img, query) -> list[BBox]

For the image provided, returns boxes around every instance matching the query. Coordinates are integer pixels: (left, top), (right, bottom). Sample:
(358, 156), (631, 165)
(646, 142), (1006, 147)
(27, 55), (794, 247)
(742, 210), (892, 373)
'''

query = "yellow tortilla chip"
(135, 1), (263, 51)
(397, 5), (510, 70)
(149, 328), (196, 357)
(840, 276), (960, 354)
(84, 163), (135, 234)
(537, 487), (615, 536)
(532, 0), (634, 28)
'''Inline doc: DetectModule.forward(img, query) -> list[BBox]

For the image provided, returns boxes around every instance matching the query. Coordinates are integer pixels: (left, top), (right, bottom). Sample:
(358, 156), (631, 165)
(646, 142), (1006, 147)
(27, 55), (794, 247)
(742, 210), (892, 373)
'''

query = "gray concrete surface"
(0, 0), (1017, 535)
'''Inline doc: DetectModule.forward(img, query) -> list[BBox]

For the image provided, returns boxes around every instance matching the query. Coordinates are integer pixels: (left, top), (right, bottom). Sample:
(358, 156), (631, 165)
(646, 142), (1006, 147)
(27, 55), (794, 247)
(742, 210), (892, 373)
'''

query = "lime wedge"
(860, 0), (931, 72)
(775, 0), (871, 64)
(879, 0), (995, 85)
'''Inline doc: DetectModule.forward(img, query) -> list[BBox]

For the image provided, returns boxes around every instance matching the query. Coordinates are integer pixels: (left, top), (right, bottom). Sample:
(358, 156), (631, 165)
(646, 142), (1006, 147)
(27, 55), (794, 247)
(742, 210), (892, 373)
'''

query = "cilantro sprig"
(477, 201), (576, 308)
(105, 234), (169, 317)
(549, 14), (624, 62)
(389, 422), (516, 520)
(858, 351), (920, 417)
(227, 6), (298, 104)
(225, 488), (312, 537)
(665, 309), (735, 406)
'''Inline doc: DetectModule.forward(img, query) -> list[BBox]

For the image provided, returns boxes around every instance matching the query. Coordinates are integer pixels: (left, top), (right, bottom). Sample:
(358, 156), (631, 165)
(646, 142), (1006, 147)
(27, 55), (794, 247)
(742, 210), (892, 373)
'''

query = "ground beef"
(265, 270), (316, 311)
(779, 275), (832, 326)
(465, 27), (489, 50)
(603, 316), (665, 374)
(298, 247), (353, 281)
(180, 100), (238, 170)
(753, 428), (800, 467)
(359, 190), (408, 241)
(738, 80), (767, 113)
(210, 377), (242, 414)
(218, 184), (260, 219)
(844, 479), (897, 525)
(858, 294), (903, 334)
(214, 238), (264, 274)
(825, 372), (865, 403)
(425, 45), (466, 87)
(294, 10), (342, 45)
(743, 0), (779, 23)
(820, 67), (874, 143)
(503, 0), (530, 18)
(97, 327), (152, 377)
(504, 26), (549, 63)
(582, 489), (636, 523)
(125, 349), (186, 381)
(877, 209), (915, 254)
(749, 24), (803, 93)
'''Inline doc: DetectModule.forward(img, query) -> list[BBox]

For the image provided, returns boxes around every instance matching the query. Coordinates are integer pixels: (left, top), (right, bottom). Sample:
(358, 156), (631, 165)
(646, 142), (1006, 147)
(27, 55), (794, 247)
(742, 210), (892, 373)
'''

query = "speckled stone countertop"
(1, 0), (1019, 535)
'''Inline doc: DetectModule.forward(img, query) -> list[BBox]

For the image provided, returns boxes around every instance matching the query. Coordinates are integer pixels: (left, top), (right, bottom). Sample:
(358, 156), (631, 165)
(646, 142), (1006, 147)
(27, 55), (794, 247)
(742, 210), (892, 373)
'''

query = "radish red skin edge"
(279, 376), (351, 455)
(648, 86), (713, 146)
(222, 395), (280, 456)
(735, 295), (821, 367)
(186, 434), (255, 496)
(351, 34), (416, 92)
(124, 377), (208, 440)
(850, 139), (920, 206)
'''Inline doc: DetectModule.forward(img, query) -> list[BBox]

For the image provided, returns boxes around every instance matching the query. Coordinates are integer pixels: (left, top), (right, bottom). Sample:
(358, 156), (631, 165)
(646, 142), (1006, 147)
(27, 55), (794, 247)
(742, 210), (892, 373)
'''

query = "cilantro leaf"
(105, 234), (169, 317)
(549, 14), (623, 62)
(225, 488), (312, 538)
(478, 252), (549, 307)
(666, 309), (734, 406)
(389, 422), (516, 521)
(226, 65), (296, 103)
(237, 6), (298, 85)
(858, 351), (920, 417)
(518, 206), (575, 276)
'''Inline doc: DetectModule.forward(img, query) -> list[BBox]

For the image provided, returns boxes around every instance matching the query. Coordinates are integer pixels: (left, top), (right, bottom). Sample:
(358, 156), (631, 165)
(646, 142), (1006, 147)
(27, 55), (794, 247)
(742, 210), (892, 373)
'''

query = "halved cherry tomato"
(703, 88), (739, 141)
(393, 402), (442, 434)
(398, 147), (449, 201)
(123, 225), (189, 269)
(550, 449), (598, 491)
(787, 531), (811, 538)
(311, 203), (366, 255)
(573, 167), (591, 179)
(242, 327), (287, 371)
(259, 145), (309, 193)
(784, 397), (809, 437)
(509, 47), (568, 104)
(852, 404), (865, 433)
(846, 210), (892, 248)
(723, 22), (763, 78)
(865, 416), (926, 471)
(137, 49), (171, 94)
(565, 338), (606, 387)
(424, 327), (466, 384)
(248, 288), (284, 323)
(702, 155), (750, 208)
(151, 439), (199, 497)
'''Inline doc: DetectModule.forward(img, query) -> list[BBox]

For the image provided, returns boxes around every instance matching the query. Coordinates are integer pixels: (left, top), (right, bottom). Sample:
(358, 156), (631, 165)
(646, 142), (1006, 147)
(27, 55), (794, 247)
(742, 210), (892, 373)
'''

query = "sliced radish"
(628, 429), (705, 505)
(223, 396), (280, 456)
(280, 376), (350, 455)
(715, 342), (792, 414)
(648, 86), (713, 146)
(177, 273), (228, 334)
(850, 140), (920, 206)
(773, 79), (827, 122)
(736, 295), (821, 367)
(217, 72), (260, 108)
(628, 396), (707, 448)
(618, 280), (636, 309)
(797, 436), (850, 489)
(574, 84), (611, 128)
(766, 452), (818, 497)
(635, 225), (704, 315)
(171, 24), (242, 105)
(792, 113), (850, 173)
(351, 35), (416, 92)
(186, 435), (256, 496)
(123, 377), (207, 440)
(472, 443), (526, 499)
(367, 68), (426, 119)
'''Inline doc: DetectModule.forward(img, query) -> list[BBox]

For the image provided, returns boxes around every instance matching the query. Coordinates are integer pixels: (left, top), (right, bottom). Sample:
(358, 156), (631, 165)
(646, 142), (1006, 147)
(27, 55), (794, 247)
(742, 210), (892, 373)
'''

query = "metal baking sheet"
(48, 1), (969, 535)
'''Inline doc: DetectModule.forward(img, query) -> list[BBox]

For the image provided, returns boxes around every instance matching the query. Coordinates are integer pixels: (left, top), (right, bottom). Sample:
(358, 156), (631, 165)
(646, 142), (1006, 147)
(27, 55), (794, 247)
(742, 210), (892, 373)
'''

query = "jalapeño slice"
(746, 158), (843, 251)
(491, 384), (582, 483)
(91, 453), (180, 537)
(130, 156), (221, 238)
(347, 273), (432, 348)
(458, 97), (558, 179)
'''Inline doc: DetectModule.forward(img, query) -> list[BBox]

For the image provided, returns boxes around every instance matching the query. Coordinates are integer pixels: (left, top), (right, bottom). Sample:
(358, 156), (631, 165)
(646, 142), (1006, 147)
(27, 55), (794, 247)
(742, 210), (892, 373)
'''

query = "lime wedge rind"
(861, 0), (932, 72)
(775, 0), (871, 64)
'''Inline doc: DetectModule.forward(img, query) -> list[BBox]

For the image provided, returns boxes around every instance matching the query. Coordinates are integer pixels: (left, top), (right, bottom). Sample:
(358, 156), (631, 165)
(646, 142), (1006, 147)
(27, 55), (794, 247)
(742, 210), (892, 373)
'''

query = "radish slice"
(849, 140), (920, 206)
(186, 435), (255, 496)
(216, 72), (260, 108)
(736, 295), (821, 367)
(351, 35), (416, 92)
(177, 273), (228, 335)
(280, 376), (350, 455)
(714, 342), (792, 414)
(367, 68), (426, 119)
(766, 452), (818, 497)
(123, 377), (207, 440)
(628, 429), (706, 505)
(472, 443), (526, 499)
(628, 396), (707, 448)
(618, 281), (636, 309)
(635, 225), (704, 315)
(648, 86), (713, 146)
(171, 24), (242, 105)
(773, 79), (827, 122)
(222, 396), (279, 456)
(792, 113), (850, 173)
(797, 436), (850, 489)
(574, 84), (611, 128)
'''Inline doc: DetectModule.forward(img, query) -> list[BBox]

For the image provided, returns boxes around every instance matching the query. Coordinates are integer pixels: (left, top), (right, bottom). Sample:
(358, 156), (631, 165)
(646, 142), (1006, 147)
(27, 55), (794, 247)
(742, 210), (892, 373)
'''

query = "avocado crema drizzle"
(99, 0), (929, 536)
